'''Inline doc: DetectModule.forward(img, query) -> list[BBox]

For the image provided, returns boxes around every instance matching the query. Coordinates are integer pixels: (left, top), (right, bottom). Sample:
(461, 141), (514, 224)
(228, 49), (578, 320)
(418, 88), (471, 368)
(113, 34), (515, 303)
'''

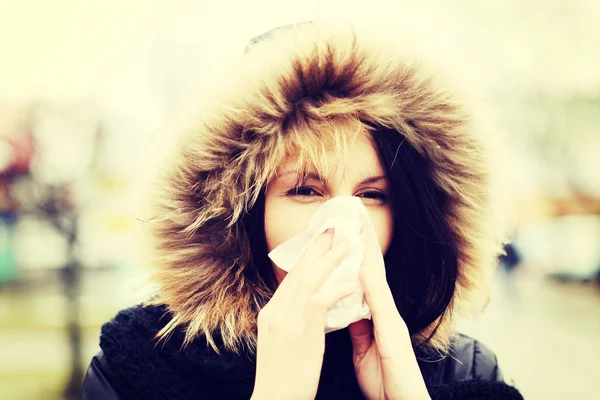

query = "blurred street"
(463, 269), (600, 399)
(0, 268), (144, 400)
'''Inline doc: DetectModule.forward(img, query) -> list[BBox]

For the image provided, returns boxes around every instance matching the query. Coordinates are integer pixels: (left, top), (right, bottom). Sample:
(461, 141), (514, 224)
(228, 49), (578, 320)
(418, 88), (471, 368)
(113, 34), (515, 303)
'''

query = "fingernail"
(325, 227), (335, 235)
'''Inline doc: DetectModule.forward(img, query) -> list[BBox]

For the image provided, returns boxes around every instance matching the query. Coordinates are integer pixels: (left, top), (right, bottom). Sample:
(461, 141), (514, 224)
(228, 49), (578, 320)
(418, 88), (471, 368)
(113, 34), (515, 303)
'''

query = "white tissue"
(268, 196), (373, 332)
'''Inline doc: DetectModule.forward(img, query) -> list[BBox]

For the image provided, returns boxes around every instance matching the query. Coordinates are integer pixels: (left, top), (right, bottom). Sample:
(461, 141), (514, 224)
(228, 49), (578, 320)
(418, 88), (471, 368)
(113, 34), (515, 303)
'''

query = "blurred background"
(0, 1), (598, 399)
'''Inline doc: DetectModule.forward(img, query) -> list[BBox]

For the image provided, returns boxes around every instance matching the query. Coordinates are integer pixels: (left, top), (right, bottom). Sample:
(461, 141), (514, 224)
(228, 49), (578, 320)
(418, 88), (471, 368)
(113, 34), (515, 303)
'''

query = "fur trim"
(147, 22), (502, 354)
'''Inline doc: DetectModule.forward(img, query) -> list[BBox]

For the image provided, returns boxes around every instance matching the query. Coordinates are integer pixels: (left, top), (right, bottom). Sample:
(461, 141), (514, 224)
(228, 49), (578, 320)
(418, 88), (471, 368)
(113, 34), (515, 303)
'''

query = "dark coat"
(81, 305), (522, 400)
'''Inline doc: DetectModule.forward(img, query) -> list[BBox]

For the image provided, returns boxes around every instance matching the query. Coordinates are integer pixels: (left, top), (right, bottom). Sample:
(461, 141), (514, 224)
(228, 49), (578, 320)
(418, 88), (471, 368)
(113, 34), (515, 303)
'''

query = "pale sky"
(1, 0), (598, 103)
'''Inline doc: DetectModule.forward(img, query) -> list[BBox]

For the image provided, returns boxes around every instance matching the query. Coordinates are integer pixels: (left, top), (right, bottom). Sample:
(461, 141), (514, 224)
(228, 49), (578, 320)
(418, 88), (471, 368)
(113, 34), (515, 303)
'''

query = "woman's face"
(264, 131), (394, 284)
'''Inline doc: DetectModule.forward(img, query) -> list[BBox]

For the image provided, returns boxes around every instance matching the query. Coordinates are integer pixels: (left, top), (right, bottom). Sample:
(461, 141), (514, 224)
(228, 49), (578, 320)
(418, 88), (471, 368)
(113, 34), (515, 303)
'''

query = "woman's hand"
(252, 229), (355, 400)
(348, 218), (431, 400)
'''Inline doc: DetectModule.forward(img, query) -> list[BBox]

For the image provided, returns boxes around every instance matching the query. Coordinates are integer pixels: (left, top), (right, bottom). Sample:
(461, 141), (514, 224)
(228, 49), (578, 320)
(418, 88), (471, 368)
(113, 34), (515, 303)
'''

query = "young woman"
(82, 22), (523, 399)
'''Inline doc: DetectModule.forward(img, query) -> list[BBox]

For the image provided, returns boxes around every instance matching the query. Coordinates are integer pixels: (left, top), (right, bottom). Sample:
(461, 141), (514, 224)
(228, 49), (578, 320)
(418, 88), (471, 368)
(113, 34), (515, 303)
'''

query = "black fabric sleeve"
(472, 339), (504, 382)
(443, 334), (504, 383)
(429, 379), (523, 400)
(80, 351), (123, 400)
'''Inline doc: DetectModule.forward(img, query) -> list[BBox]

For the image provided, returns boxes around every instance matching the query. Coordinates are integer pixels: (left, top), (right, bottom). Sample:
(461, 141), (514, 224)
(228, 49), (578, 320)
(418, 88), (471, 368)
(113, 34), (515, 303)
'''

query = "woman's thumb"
(348, 319), (373, 359)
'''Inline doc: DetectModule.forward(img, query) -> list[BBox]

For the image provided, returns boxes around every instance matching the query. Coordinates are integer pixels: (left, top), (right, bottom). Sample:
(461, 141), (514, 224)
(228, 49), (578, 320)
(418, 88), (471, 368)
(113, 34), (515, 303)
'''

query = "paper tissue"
(268, 196), (374, 332)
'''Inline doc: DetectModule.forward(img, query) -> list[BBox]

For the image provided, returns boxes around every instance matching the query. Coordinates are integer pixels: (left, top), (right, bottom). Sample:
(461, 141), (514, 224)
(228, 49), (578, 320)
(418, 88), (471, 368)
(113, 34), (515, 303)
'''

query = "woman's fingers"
(358, 215), (410, 347)
(253, 232), (356, 400)
(359, 214), (386, 279)
(284, 228), (350, 299)
(305, 240), (349, 289)
(306, 282), (356, 320)
(358, 265), (396, 323)
(358, 216), (396, 320)
(284, 229), (333, 282)
(348, 319), (373, 361)
(271, 229), (333, 301)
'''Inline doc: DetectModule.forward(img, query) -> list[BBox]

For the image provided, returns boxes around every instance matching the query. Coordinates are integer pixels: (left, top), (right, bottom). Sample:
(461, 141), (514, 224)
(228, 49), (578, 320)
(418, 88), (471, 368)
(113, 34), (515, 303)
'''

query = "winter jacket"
(81, 305), (522, 400)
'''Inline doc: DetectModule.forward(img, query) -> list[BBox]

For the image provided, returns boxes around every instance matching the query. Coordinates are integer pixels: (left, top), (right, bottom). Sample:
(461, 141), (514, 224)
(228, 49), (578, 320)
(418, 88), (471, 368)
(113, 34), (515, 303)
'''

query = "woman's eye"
(358, 191), (388, 202)
(286, 186), (320, 197)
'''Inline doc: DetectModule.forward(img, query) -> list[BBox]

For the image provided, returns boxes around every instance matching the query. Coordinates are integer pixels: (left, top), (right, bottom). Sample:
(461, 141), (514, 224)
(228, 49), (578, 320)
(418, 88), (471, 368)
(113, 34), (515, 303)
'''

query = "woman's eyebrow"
(276, 171), (384, 185)
(359, 175), (386, 185)
(278, 171), (324, 182)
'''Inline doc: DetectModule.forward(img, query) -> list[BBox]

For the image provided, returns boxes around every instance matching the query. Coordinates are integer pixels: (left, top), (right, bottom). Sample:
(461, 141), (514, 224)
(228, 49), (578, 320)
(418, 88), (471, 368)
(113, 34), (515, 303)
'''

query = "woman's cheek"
(264, 197), (317, 253)
(264, 197), (317, 285)
(367, 207), (394, 255)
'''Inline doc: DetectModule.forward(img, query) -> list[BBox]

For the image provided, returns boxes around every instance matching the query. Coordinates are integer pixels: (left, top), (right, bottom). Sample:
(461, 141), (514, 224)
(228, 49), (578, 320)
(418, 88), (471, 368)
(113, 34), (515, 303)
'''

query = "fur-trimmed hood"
(148, 21), (501, 354)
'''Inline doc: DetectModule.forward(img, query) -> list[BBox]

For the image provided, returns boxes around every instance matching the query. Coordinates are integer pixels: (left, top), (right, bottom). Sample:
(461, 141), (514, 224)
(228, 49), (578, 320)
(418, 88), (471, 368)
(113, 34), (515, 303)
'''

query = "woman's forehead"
(275, 132), (386, 182)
